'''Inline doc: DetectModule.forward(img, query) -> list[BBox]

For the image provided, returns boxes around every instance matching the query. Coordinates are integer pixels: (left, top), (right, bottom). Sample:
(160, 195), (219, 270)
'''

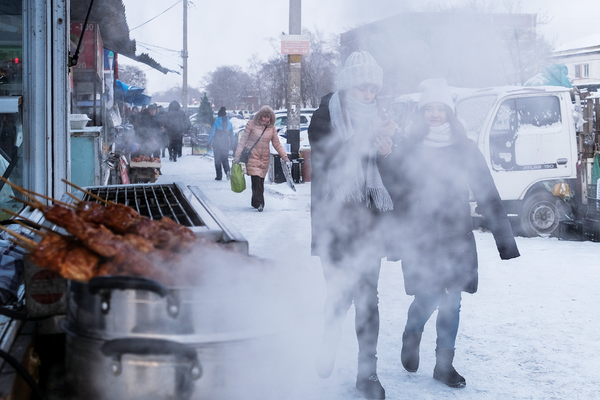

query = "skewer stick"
(0, 176), (74, 208)
(0, 177), (43, 206)
(9, 196), (43, 210)
(5, 237), (35, 252)
(0, 225), (38, 249)
(66, 192), (81, 203)
(21, 188), (75, 208)
(1, 209), (48, 231)
(61, 179), (111, 205)
(12, 220), (46, 237)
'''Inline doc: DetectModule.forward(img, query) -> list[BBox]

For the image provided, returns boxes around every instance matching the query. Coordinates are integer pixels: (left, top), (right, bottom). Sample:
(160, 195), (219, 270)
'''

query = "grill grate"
(81, 184), (203, 227)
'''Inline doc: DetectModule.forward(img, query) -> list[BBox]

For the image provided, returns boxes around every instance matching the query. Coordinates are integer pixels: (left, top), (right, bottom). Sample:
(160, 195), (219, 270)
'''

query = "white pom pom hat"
(417, 78), (455, 112)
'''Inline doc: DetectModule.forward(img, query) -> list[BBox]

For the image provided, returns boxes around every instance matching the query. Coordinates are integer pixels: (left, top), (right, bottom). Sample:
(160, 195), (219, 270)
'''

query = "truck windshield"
(455, 95), (497, 142)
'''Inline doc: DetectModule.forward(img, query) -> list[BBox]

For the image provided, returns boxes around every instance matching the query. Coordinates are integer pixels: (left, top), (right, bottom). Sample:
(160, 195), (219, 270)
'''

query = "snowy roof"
(553, 33), (600, 55)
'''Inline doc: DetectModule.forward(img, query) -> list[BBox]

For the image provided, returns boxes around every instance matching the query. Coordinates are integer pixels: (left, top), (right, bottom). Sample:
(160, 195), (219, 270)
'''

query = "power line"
(137, 41), (181, 53)
(130, 0), (182, 31)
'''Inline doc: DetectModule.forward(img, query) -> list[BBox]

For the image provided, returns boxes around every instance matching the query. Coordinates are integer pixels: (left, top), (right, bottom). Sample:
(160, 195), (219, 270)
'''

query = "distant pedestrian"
(380, 78), (520, 389)
(307, 51), (396, 400)
(162, 101), (191, 162)
(208, 107), (234, 180)
(233, 106), (289, 212)
(134, 103), (161, 158)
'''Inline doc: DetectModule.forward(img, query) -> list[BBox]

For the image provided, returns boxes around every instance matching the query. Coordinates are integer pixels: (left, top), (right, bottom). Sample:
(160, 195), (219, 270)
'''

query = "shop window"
(0, 2), (24, 217)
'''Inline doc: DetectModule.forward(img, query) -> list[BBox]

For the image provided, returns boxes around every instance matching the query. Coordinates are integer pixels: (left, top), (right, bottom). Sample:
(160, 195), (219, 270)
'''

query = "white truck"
(389, 85), (600, 238)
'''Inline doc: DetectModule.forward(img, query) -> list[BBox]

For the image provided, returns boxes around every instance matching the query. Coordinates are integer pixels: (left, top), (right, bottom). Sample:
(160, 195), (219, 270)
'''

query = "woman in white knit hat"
(379, 78), (520, 389)
(308, 51), (396, 400)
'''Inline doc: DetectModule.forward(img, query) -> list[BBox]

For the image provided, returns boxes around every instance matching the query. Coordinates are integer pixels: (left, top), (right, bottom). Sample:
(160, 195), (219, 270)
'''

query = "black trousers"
(321, 257), (382, 377)
(169, 138), (180, 160)
(213, 146), (230, 179)
(250, 175), (265, 208)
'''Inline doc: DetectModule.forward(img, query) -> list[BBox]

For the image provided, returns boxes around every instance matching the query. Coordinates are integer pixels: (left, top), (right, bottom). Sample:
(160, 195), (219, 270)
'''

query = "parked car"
(274, 108), (316, 148)
(274, 108), (316, 132)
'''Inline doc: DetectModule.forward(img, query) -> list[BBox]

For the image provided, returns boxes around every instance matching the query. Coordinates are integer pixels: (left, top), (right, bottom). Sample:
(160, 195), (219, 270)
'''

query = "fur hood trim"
(253, 106), (276, 126)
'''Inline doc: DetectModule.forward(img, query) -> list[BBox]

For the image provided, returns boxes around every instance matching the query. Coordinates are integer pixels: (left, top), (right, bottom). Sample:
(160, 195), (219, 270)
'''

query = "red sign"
(70, 22), (104, 77)
(281, 35), (310, 55)
(30, 270), (66, 305)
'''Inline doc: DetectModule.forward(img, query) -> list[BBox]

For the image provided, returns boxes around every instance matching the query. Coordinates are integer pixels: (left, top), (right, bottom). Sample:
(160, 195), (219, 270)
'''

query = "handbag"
(230, 163), (246, 193)
(239, 148), (252, 164)
(239, 126), (267, 164)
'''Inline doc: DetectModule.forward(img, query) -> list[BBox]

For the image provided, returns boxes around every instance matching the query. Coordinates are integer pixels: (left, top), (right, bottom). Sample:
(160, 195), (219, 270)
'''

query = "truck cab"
(389, 85), (590, 237)
(455, 86), (578, 236)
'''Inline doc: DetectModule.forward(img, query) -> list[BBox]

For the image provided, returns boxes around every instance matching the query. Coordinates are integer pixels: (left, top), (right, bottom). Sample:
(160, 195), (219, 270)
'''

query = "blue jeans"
(404, 290), (462, 350)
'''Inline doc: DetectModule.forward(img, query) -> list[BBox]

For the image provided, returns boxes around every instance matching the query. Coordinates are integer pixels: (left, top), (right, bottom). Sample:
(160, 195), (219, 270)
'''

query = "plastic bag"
(230, 163), (246, 193)
(551, 181), (571, 199)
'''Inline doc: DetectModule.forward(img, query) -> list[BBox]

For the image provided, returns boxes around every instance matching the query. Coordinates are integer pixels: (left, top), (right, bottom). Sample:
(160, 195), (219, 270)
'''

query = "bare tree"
(300, 28), (339, 107)
(257, 56), (288, 110)
(118, 65), (147, 88)
(202, 66), (253, 110)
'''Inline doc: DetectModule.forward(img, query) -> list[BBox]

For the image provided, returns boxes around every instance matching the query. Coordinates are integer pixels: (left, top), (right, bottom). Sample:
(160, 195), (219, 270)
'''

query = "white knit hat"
(417, 78), (455, 112)
(337, 51), (383, 92)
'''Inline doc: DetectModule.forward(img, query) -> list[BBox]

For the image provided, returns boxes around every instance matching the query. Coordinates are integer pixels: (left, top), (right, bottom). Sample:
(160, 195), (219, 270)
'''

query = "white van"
(389, 86), (592, 237)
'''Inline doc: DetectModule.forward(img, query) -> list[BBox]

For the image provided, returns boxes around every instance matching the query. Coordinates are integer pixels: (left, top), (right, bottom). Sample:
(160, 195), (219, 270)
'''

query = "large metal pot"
(65, 330), (295, 400)
(64, 273), (301, 399)
(64, 276), (284, 342)
(66, 334), (202, 400)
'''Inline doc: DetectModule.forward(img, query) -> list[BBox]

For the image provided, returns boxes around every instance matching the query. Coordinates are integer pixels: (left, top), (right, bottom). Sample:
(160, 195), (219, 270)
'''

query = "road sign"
(281, 35), (310, 55)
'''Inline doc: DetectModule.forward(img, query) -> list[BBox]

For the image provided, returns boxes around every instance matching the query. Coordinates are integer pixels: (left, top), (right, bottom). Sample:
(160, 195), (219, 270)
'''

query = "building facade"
(550, 34), (600, 88)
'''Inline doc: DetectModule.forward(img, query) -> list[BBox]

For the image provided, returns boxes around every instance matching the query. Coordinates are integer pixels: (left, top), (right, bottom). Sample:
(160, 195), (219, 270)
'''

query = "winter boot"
(356, 360), (385, 399)
(356, 373), (385, 399)
(401, 332), (422, 372)
(433, 348), (466, 388)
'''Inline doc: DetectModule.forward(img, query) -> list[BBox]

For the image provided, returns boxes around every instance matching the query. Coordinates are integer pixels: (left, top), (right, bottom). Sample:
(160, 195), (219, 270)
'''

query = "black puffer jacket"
(163, 101), (191, 141)
(380, 137), (520, 295)
(308, 93), (387, 262)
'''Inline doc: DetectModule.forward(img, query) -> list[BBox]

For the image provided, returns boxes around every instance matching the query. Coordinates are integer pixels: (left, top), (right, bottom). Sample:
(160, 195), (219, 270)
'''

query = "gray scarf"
(422, 122), (453, 147)
(327, 92), (393, 211)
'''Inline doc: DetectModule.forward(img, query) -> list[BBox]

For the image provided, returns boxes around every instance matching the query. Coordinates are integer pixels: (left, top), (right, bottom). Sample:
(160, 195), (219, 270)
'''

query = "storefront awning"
(70, 0), (173, 74)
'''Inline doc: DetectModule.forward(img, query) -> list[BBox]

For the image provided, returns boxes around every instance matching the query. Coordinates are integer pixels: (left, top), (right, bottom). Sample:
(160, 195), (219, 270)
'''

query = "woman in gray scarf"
(380, 78), (520, 389)
(308, 51), (395, 400)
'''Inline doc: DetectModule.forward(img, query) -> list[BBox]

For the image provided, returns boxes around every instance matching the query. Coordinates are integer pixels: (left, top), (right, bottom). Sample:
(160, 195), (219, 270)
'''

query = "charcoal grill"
(23, 182), (248, 320)
(63, 182), (247, 253)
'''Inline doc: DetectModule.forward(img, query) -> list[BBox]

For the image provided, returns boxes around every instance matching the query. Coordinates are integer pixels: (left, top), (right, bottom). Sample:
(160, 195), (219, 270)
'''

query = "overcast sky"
(119, 0), (600, 96)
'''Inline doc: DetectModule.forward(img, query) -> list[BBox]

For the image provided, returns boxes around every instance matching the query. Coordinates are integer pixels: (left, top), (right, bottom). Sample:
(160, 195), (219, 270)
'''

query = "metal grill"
(20, 182), (248, 322)
(81, 184), (202, 227)
(62, 182), (248, 253)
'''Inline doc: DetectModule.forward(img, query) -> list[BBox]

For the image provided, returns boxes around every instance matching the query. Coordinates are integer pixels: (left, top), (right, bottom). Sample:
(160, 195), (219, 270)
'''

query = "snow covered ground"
(157, 147), (600, 399)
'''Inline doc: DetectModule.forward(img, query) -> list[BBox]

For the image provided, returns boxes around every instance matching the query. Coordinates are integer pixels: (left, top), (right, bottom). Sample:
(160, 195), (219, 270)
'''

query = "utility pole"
(182, 0), (188, 112)
(287, 0), (301, 177)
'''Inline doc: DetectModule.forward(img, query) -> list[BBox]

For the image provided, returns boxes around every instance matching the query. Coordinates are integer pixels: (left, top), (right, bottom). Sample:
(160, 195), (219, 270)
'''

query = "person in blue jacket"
(208, 107), (235, 180)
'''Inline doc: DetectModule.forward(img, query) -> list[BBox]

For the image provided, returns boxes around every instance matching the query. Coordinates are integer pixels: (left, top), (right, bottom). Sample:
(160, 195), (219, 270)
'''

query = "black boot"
(356, 362), (385, 399)
(401, 332), (422, 372)
(356, 373), (385, 400)
(433, 348), (466, 388)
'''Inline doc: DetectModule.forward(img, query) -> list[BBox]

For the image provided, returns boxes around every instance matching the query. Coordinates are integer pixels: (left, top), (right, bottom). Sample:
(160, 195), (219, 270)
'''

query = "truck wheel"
(520, 192), (559, 237)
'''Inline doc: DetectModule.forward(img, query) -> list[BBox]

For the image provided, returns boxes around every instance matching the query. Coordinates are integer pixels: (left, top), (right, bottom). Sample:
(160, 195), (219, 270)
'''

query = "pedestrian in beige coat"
(233, 105), (290, 212)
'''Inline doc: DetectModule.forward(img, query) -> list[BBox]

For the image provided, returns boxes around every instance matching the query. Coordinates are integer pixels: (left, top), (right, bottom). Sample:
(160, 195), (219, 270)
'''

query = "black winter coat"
(163, 110), (191, 142)
(380, 137), (520, 295)
(308, 93), (387, 263)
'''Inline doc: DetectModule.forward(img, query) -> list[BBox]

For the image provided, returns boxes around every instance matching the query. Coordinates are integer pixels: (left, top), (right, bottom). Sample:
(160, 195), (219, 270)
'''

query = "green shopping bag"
(230, 163), (246, 193)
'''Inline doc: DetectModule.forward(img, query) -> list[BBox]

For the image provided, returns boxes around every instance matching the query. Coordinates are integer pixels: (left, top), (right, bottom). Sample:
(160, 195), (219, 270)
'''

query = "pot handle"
(88, 276), (170, 296)
(101, 338), (202, 380)
(87, 276), (180, 318)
